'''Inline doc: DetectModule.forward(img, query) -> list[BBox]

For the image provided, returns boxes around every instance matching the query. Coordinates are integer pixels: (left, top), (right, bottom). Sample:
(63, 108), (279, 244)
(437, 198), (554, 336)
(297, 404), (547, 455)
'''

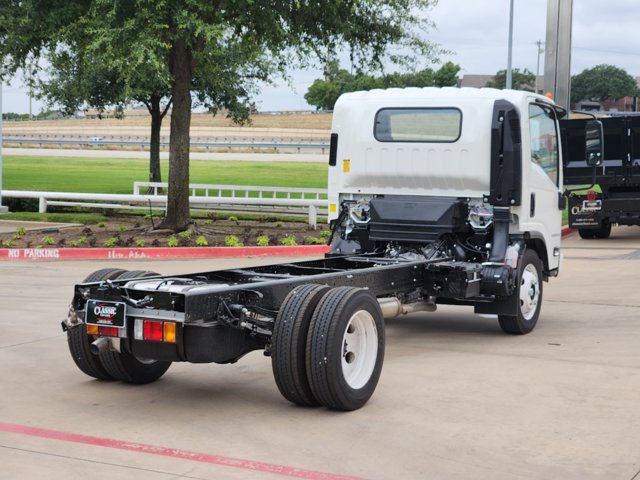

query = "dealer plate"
(582, 199), (602, 212)
(85, 300), (126, 328)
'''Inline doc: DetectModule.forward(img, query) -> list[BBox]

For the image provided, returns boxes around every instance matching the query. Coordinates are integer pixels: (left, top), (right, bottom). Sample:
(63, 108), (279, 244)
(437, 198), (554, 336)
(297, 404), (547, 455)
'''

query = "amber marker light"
(86, 324), (99, 335)
(163, 322), (177, 343)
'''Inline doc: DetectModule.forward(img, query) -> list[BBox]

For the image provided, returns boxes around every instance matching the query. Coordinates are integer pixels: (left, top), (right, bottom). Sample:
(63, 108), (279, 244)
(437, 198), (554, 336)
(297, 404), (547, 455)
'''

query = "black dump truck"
(562, 114), (640, 238)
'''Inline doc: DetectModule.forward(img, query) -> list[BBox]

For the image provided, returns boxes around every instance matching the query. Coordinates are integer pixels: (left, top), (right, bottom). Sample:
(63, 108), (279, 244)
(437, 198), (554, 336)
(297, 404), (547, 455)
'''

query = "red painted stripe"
(0, 245), (330, 261)
(561, 226), (575, 238)
(0, 421), (364, 480)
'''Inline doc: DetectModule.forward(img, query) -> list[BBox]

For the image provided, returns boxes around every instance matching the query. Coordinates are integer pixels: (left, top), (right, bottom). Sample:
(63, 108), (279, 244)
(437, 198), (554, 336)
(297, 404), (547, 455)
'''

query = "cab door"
(527, 103), (562, 271)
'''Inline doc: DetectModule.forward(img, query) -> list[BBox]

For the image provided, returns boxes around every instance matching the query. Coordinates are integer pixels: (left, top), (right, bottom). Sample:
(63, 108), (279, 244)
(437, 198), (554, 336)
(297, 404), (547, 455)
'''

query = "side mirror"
(585, 120), (604, 167)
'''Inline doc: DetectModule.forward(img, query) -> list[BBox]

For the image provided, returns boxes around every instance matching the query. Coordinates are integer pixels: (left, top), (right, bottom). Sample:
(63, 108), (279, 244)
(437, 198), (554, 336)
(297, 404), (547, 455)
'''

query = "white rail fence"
(4, 183), (329, 228)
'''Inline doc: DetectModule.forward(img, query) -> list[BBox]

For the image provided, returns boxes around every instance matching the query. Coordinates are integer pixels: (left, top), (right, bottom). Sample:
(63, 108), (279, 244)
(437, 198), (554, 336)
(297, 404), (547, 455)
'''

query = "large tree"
(1, 0), (441, 231)
(486, 68), (536, 91)
(37, 47), (172, 184)
(305, 61), (460, 111)
(571, 64), (638, 103)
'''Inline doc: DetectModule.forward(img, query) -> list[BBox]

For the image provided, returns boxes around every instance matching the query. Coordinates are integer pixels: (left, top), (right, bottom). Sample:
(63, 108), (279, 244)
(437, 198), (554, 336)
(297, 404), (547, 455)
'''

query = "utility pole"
(535, 40), (544, 94)
(543, 0), (573, 111)
(506, 0), (514, 89)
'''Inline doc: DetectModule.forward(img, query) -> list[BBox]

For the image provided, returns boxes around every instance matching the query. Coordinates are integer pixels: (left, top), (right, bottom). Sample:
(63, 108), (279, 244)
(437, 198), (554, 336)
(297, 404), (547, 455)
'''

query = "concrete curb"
(0, 245), (330, 261)
(561, 226), (575, 238)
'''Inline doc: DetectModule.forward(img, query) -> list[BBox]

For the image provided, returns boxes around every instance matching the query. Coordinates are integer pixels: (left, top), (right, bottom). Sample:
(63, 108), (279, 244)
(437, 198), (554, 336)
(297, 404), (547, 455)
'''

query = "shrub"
(14, 227), (27, 238)
(167, 236), (179, 247)
(42, 235), (56, 246)
(77, 235), (88, 245)
(279, 235), (297, 246)
(256, 235), (270, 247)
(104, 237), (118, 247)
(118, 225), (128, 232)
(224, 235), (243, 247)
(68, 240), (79, 247)
(4, 197), (39, 212)
(195, 235), (209, 247)
(97, 222), (106, 228)
(304, 236), (325, 245)
(2, 240), (16, 247)
(135, 239), (146, 247)
(228, 216), (238, 223)
(320, 230), (332, 238)
(178, 230), (191, 239)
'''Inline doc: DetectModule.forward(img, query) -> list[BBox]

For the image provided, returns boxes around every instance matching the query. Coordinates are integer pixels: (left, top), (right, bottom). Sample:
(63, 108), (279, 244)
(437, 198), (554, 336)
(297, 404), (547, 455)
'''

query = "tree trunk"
(157, 41), (192, 232)
(148, 96), (162, 185)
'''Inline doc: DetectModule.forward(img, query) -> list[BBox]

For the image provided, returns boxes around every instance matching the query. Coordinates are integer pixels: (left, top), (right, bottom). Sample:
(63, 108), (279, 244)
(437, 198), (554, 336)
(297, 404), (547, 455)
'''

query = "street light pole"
(535, 40), (544, 93)
(506, 0), (514, 89)
(0, 82), (6, 213)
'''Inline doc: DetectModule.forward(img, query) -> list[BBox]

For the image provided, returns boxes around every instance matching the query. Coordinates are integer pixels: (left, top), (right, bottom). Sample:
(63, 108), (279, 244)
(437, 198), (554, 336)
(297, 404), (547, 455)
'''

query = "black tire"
(498, 249), (543, 335)
(83, 268), (128, 283)
(272, 284), (331, 407)
(593, 220), (612, 239)
(116, 270), (160, 280)
(99, 350), (171, 384)
(100, 269), (170, 384)
(306, 287), (385, 411)
(578, 229), (595, 239)
(66, 268), (127, 380)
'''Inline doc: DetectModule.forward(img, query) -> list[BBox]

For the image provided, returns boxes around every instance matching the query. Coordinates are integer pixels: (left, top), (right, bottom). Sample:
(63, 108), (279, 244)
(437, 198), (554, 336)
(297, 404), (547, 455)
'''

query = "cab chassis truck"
(63, 88), (597, 411)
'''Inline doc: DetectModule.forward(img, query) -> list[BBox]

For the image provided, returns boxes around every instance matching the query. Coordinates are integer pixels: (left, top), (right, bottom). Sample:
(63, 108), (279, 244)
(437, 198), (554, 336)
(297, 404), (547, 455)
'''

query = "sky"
(3, 0), (640, 114)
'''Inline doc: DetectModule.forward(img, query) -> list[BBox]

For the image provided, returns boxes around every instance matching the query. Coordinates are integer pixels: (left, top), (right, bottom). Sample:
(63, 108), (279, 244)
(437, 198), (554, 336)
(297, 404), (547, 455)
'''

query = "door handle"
(530, 193), (536, 217)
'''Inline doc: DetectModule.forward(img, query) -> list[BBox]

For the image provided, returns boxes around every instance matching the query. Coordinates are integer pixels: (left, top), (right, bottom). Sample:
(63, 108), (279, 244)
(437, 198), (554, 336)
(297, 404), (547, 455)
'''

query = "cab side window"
(528, 104), (559, 185)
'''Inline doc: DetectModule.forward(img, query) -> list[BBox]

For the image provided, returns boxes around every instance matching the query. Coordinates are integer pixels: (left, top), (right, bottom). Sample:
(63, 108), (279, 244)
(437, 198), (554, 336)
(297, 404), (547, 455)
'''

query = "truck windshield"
(374, 108), (462, 143)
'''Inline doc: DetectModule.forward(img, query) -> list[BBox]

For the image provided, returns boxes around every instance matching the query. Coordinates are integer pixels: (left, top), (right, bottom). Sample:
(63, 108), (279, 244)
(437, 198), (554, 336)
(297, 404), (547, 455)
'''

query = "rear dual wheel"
(67, 268), (127, 380)
(272, 285), (385, 411)
(67, 268), (170, 384)
(271, 284), (330, 406)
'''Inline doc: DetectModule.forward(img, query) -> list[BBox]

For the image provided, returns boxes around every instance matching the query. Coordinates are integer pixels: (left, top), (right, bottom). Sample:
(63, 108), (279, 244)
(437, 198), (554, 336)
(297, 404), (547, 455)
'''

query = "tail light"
(86, 324), (121, 337)
(134, 319), (177, 343)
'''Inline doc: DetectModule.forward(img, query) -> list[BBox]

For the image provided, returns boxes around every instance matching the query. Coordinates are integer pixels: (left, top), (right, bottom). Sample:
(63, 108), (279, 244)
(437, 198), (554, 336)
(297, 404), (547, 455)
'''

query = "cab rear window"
(374, 108), (462, 142)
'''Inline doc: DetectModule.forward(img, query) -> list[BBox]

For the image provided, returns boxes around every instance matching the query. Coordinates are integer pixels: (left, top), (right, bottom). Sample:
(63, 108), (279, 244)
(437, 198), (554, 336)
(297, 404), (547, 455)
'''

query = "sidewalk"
(0, 219), (82, 234)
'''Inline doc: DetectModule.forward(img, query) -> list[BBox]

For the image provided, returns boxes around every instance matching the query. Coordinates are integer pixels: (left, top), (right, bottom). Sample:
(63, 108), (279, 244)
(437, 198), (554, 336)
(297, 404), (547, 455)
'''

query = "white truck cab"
(327, 87), (573, 333)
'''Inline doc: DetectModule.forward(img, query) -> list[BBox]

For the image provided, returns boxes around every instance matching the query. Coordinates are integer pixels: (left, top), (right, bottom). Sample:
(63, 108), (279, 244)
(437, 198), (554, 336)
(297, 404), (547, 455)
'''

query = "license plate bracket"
(85, 300), (126, 328)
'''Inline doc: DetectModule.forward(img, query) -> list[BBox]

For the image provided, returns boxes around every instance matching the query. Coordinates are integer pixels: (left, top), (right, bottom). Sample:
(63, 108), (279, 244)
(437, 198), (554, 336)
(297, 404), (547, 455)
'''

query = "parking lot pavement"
(1, 229), (640, 480)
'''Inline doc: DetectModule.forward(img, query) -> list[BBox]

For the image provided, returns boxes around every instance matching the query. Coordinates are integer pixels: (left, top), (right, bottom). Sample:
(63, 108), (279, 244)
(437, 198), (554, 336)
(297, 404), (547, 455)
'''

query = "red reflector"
(98, 326), (119, 337)
(143, 320), (163, 341)
(587, 190), (597, 202)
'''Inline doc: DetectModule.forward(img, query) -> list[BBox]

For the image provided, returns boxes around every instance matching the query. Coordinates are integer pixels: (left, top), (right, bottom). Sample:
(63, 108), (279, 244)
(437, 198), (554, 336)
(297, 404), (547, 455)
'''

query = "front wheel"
(306, 287), (385, 411)
(498, 249), (543, 335)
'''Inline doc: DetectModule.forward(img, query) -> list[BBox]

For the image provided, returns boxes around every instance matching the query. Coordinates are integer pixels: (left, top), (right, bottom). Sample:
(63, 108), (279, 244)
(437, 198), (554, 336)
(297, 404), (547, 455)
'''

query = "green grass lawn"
(3, 156), (328, 194)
